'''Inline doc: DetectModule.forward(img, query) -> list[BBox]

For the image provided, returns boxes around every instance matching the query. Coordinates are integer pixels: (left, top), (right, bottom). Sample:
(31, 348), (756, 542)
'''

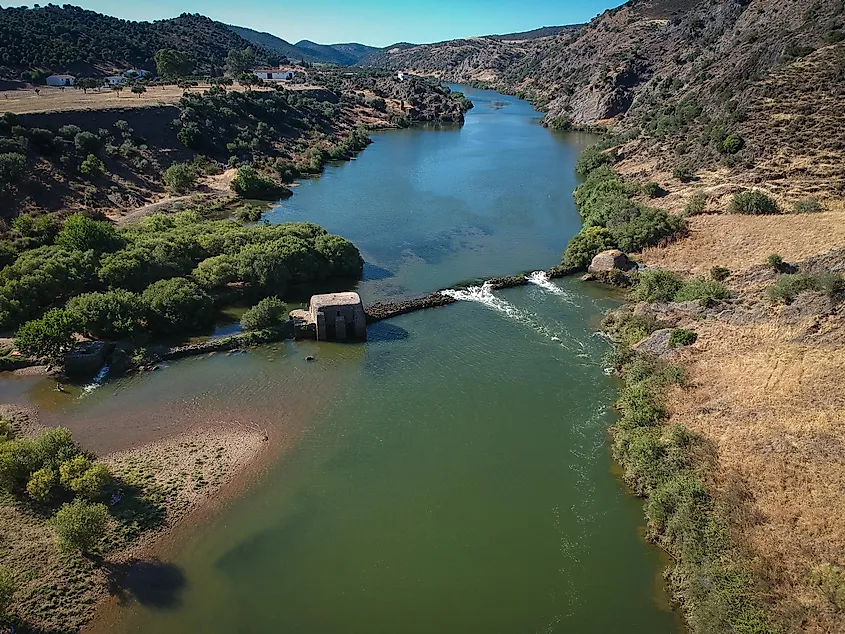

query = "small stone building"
(291, 292), (367, 341)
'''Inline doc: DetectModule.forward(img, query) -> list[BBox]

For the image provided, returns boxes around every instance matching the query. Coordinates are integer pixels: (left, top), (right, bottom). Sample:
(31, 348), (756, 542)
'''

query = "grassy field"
(0, 82), (327, 115)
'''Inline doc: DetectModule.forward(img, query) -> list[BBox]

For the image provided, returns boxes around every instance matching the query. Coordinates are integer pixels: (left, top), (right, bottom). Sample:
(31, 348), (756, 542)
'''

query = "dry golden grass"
(638, 210), (845, 274)
(0, 83), (325, 115)
(666, 315), (845, 633)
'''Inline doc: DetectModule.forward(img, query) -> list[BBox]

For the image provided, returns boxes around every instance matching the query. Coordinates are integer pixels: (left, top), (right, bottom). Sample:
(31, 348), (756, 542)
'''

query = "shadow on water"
(362, 263), (394, 281)
(101, 558), (187, 610)
(367, 321), (410, 343)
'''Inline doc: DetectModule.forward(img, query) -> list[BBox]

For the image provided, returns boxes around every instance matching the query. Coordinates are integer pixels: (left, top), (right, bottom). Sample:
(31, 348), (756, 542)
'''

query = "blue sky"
(61, 0), (625, 47)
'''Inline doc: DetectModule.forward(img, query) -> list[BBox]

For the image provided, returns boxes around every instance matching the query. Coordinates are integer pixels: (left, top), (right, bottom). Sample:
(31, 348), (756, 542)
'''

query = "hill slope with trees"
(0, 5), (280, 78)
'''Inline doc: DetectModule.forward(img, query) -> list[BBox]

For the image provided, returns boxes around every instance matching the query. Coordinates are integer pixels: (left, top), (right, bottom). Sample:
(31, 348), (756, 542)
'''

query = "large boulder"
(631, 328), (674, 357)
(589, 249), (635, 274)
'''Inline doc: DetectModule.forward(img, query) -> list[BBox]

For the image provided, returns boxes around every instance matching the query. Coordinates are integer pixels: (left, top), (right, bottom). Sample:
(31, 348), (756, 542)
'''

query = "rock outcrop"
(588, 249), (635, 274)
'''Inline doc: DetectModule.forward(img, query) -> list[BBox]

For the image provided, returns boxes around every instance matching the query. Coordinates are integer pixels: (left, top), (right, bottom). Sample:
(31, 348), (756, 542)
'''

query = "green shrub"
(729, 190), (779, 215)
(59, 456), (111, 500)
(51, 498), (110, 553)
(0, 417), (11, 442)
(766, 253), (784, 270)
(26, 466), (58, 501)
(673, 279), (730, 304)
(192, 254), (238, 290)
(231, 165), (288, 199)
(0, 152), (27, 185)
(66, 290), (147, 339)
(767, 273), (844, 303)
(74, 131), (101, 154)
(14, 309), (77, 361)
(56, 213), (122, 253)
(811, 564), (845, 609)
(235, 205), (263, 222)
(719, 134), (745, 154)
(58, 124), (82, 141)
(669, 328), (698, 348)
(142, 278), (214, 335)
(602, 311), (662, 347)
(631, 269), (684, 303)
(162, 162), (198, 193)
(611, 207), (685, 253)
(672, 165), (694, 182)
(561, 226), (616, 270)
(367, 97), (387, 111)
(240, 297), (289, 331)
(710, 266), (730, 281)
(791, 197), (822, 213)
(642, 182), (667, 198)
(80, 154), (105, 177)
(575, 146), (616, 176)
(684, 190), (708, 215)
(314, 234), (365, 277)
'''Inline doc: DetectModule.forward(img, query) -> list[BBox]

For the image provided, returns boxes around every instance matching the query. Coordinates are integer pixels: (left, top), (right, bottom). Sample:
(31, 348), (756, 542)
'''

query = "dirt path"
(109, 168), (238, 225)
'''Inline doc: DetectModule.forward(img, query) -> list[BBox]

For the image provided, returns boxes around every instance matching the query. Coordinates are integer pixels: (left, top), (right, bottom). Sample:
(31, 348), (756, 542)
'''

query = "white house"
(252, 69), (294, 82)
(46, 74), (75, 86)
(397, 71), (408, 81)
(104, 76), (126, 86)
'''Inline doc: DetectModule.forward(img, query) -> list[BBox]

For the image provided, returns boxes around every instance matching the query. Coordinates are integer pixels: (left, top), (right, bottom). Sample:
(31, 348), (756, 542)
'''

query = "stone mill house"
(292, 292), (367, 341)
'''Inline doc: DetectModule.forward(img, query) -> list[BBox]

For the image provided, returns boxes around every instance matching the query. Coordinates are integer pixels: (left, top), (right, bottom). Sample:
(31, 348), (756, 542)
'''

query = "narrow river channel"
(6, 87), (680, 633)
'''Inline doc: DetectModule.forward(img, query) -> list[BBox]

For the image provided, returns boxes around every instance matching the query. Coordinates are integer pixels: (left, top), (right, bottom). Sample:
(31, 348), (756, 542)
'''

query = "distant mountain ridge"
(227, 25), (380, 65)
(294, 40), (380, 65)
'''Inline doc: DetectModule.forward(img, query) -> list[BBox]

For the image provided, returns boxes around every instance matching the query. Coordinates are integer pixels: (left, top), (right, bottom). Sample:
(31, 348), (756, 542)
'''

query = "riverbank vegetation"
(1, 209), (363, 361)
(560, 142), (686, 271)
(606, 345), (776, 634)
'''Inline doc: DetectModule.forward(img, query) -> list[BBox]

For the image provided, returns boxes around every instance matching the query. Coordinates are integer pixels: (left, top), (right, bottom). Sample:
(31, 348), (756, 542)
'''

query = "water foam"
(81, 364), (110, 395)
(527, 271), (573, 303)
(441, 282), (573, 349)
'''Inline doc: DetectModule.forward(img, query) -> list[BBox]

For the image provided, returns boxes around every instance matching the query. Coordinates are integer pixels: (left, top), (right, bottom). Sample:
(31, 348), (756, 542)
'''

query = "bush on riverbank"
(240, 297), (288, 331)
(610, 351), (776, 634)
(0, 427), (111, 505)
(562, 155), (685, 271)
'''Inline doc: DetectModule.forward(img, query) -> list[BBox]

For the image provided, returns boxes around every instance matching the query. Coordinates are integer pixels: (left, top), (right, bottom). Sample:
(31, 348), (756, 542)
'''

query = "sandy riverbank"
(0, 403), (270, 633)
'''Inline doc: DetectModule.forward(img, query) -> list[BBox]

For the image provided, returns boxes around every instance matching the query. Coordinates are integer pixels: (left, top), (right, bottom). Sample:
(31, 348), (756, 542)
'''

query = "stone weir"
(363, 271), (560, 323)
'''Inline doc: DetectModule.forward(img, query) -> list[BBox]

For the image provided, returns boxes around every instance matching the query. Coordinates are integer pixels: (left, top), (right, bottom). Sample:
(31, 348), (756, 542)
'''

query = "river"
(4, 86), (680, 633)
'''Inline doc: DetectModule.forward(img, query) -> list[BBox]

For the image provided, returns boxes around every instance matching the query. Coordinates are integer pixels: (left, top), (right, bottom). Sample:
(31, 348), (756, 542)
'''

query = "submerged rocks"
(589, 249), (635, 274)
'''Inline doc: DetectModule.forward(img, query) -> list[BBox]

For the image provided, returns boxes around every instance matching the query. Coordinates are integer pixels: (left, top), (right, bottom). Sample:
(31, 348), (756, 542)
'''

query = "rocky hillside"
(365, 0), (845, 202)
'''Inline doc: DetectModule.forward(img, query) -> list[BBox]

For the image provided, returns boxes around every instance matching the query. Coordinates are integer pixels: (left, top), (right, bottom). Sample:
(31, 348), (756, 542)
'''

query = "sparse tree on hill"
(131, 84), (146, 98)
(112, 84), (123, 98)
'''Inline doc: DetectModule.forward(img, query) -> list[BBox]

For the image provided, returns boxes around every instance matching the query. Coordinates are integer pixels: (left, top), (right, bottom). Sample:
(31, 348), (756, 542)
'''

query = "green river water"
(1, 87), (680, 633)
